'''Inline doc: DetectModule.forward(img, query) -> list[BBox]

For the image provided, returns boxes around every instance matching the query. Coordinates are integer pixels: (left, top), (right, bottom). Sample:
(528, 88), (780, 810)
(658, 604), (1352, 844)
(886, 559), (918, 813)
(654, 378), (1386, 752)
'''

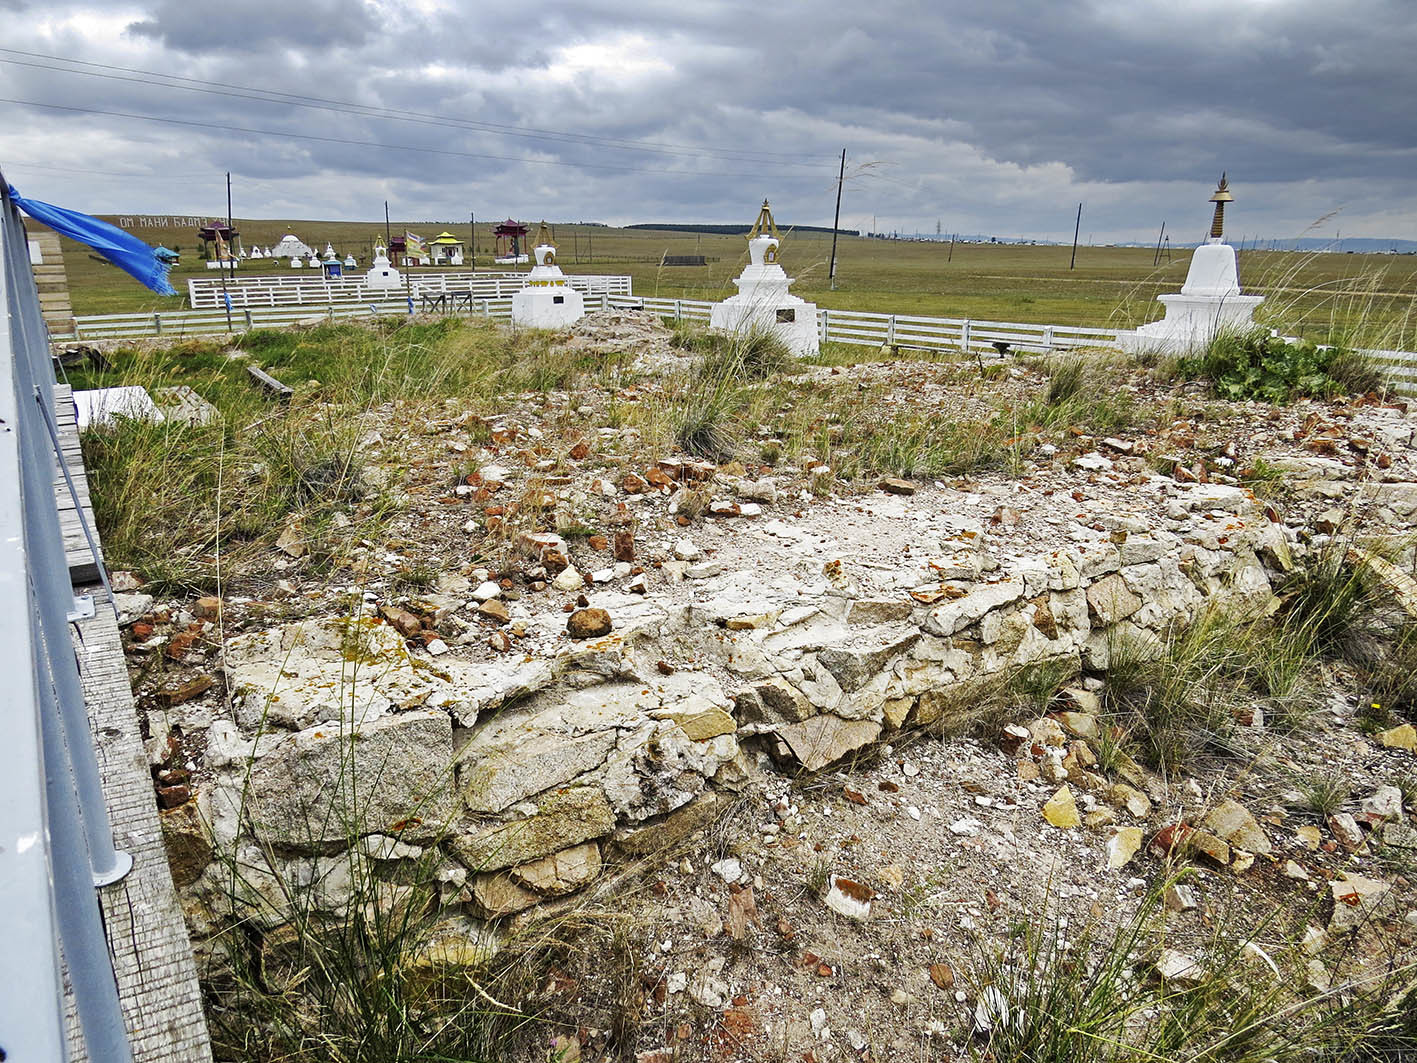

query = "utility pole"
(220, 171), (233, 332)
(828, 147), (846, 290)
(948, 233), (956, 262)
(384, 200), (392, 249)
(469, 211), (475, 271)
(1069, 203), (1082, 269)
(1153, 221), (1167, 267)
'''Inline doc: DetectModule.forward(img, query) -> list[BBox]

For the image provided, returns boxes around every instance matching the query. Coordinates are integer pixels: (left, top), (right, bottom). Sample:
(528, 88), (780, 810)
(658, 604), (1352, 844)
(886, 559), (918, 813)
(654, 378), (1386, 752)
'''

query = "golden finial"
(535, 220), (554, 247)
(1208, 174), (1233, 240)
(748, 199), (781, 242)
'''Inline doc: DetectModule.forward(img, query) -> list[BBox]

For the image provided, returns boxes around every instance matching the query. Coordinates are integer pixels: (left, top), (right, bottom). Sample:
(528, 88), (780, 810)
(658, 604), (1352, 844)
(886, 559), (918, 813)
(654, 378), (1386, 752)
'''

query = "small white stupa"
(709, 200), (819, 357)
(1121, 175), (1264, 354)
(290, 256), (304, 268)
(343, 253), (357, 268)
(511, 222), (585, 329)
(364, 241), (402, 289)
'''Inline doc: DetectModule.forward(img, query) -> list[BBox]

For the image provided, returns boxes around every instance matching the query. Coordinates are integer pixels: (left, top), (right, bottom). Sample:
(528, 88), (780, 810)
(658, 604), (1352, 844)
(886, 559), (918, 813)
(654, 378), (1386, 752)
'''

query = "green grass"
(42, 215), (1417, 350)
(968, 884), (1417, 1063)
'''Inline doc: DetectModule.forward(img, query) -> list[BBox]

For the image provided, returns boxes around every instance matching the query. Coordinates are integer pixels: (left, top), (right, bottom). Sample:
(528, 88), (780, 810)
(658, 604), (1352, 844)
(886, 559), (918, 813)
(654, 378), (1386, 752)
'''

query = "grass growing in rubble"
(1097, 531), (1417, 775)
(70, 318), (632, 591)
(966, 883), (1417, 1063)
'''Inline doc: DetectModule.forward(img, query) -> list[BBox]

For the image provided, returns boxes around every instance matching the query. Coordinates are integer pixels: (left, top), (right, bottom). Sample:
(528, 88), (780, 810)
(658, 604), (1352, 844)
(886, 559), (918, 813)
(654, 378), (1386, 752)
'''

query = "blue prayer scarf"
(6, 184), (177, 296)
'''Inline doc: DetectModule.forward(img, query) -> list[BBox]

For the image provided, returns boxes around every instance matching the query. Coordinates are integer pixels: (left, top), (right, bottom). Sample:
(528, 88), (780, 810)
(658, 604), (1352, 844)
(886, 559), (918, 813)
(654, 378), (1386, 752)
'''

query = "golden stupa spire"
(748, 199), (781, 242)
(535, 219), (554, 247)
(1208, 174), (1233, 240)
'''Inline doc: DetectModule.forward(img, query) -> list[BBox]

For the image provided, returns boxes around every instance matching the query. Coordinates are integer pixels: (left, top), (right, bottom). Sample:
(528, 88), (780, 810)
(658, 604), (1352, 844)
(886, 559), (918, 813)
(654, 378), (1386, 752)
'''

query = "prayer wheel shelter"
(494, 219), (529, 263)
(429, 231), (465, 266)
(196, 221), (240, 262)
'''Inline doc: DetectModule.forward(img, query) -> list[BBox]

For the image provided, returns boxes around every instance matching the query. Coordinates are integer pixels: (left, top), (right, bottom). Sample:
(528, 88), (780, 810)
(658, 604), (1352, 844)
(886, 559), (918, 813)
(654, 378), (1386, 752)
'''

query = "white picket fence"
(186, 271), (631, 309)
(605, 295), (1123, 356)
(63, 292), (1417, 395)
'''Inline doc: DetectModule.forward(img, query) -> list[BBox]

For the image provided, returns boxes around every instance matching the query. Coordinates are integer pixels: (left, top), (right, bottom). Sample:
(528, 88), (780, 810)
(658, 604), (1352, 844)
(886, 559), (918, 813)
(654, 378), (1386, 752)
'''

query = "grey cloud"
(127, 0), (377, 54)
(0, 0), (1412, 240)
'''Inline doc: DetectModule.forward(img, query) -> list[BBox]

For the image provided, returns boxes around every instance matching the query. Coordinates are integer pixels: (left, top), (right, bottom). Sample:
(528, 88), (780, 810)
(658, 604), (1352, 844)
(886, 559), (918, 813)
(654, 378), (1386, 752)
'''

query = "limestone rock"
(457, 728), (617, 813)
(510, 842), (602, 896)
(1043, 785), (1081, 829)
(1085, 573), (1142, 625)
(1329, 873), (1393, 935)
(600, 721), (737, 821)
(161, 800), (213, 888)
(816, 627), (920, 692)
(223, 616), (470, 731)
(242, 709), (455, 849)
(470, 871), (540, 916)
(1201, 799), (1272, 855)
(1378, 723), (1417, 752)
(552, 566), (585, 592)
(1106, 826), (1143, 869)
(777, 715), (882, 772)
(452, 787), (615, 872)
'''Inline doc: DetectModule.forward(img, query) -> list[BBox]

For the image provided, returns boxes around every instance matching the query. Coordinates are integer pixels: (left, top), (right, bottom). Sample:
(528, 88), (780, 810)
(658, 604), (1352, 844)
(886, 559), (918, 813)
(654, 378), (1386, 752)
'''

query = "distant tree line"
(625, 223), (859, 236)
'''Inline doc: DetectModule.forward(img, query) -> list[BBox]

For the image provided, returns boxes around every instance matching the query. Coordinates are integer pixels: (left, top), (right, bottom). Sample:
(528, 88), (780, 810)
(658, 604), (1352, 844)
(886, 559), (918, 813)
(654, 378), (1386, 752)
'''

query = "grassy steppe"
(38, 216), (1417, 348)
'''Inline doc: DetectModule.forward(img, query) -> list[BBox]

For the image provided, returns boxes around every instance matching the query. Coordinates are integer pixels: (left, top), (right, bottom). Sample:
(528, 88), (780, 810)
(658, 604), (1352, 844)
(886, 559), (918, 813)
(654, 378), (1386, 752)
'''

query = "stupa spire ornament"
(1208, 173), (1233, 241)
(748, 199), (781, 243)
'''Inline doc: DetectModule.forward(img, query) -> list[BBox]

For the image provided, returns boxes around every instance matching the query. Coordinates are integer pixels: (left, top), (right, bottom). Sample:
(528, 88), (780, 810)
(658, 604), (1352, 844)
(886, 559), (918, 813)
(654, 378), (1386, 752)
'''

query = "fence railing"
(1, 179), (134, 1060)
(66, 291), (1417, 395)
(602, 295), (1123, 355)
(186, 270), (632, 309)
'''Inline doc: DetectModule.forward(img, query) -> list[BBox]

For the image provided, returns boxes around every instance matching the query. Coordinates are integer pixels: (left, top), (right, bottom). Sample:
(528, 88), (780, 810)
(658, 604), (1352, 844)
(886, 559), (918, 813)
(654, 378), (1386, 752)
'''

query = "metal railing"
(1, 178), (134, 1060)
(186, 270), (632, 309)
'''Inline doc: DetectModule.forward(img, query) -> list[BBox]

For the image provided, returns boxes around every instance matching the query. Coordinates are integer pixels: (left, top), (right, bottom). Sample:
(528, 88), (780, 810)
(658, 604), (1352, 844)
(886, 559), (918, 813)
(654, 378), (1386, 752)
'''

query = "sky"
(0, 0), (1413, 244)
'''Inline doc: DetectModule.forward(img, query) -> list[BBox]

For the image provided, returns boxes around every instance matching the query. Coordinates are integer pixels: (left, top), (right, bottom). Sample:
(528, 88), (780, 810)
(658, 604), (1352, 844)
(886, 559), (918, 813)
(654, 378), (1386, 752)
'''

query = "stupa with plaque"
(709, 200), (818, 357)
(364, 241), (402, 290)
(1120, 176), (1264, 354)
(511, 222), (585, 328)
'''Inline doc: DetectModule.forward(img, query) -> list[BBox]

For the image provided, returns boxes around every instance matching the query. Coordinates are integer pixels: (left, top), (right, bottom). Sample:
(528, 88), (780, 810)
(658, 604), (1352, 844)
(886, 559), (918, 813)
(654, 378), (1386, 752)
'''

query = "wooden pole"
(948, 233), (955, 262)
(384, 201), (391, 249)
(1153, 221), (1166, 267)
(469, 211), (475, 271)
(1069, 203), (1082, 270)
(828, 147), (846, 290)
(221, 171), (233, 332)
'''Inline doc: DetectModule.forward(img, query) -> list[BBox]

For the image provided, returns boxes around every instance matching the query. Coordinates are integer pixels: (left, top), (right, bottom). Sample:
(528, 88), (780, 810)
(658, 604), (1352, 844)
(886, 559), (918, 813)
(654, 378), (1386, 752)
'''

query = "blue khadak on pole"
(6, 184), (177, 296)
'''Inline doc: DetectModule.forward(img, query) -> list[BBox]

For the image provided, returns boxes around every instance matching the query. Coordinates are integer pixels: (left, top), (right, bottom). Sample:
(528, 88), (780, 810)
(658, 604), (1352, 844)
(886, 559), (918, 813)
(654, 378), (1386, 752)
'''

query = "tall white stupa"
(1120, 175), (1264, 354)
(510, 222), (585, 328)
(709, 200), (819, 357)
(364, 240), (402, 289)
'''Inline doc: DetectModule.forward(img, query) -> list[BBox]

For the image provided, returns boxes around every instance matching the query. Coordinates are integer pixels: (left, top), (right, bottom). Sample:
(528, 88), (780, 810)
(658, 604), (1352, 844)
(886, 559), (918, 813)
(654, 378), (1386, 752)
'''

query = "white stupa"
(364, 241), (402, 290)
(272, 232), (314, 259)
(1120, 175), (1264, 355)
(343, 254), (357, 268)
(709, 200), (819, 357)
(290, 256), (304, 268)
(511, 222), (585, 328)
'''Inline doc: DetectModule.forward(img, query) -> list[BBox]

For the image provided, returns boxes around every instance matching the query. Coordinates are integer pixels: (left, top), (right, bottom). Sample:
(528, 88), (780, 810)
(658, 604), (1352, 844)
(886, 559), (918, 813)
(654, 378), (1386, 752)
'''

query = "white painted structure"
(510, 226), (585, 328)
(709, 200), (819, 357)
(73, 387), (164, 430)
(1121, 177), (1263, 354)
(271, 233), (314, 259)
(364, 242), (403, 290)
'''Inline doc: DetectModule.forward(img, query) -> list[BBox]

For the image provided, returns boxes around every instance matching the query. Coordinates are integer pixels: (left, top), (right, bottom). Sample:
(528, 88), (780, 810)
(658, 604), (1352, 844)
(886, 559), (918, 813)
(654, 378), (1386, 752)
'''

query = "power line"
(0, 47), (824, 168)
(0, 96), (824, 181)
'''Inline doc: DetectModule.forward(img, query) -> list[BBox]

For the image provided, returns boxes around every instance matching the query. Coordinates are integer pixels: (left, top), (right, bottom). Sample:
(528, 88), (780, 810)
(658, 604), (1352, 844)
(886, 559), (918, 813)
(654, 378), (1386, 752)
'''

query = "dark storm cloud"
(0, 0), (1413, 239)
(127, 0), (377, 54)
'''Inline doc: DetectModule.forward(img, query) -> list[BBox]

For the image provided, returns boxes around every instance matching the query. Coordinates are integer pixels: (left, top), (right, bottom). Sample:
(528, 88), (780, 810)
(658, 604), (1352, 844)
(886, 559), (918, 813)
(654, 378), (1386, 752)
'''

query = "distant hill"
(627, 222), (859, 237)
